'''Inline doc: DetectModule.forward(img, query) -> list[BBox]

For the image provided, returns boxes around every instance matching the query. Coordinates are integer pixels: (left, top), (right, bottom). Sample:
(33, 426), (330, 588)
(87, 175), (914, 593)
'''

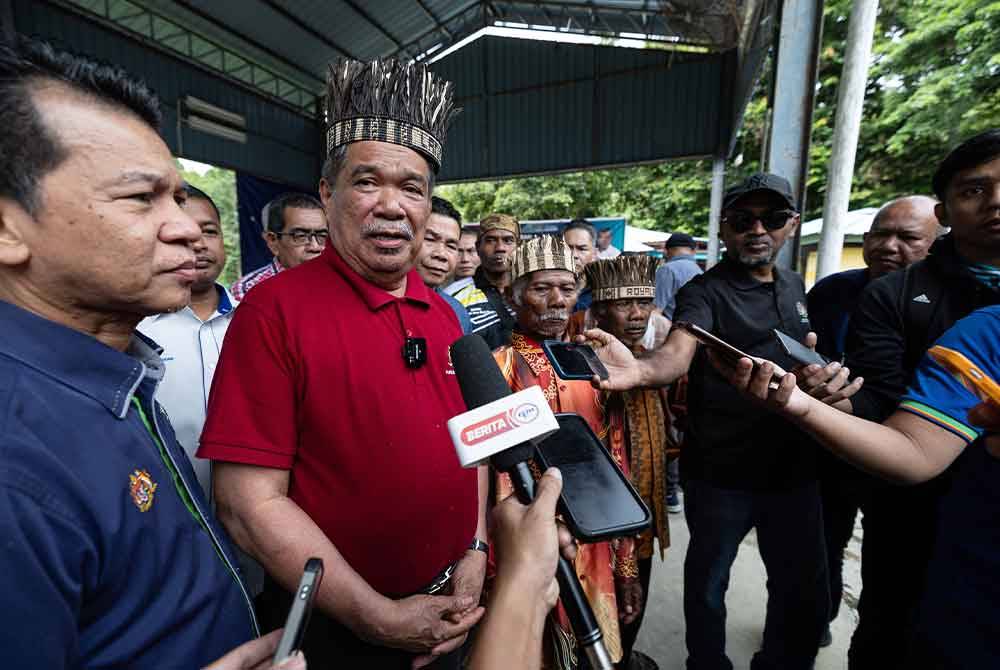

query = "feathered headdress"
(511, 235), (576, 281)
(584, 255), (660, 302)
(325, 59), (460, 171)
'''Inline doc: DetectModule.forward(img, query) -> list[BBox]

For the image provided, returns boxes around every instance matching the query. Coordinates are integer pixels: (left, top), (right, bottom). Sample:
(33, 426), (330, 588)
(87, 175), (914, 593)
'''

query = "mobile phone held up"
(533, 413), (650, 542)
(927, 345), (1000, 408)
(542, 340), (610, 381)
(273, 558), (324, 664)
(674, 321), (787, 384)
(773, 329), (830, 368)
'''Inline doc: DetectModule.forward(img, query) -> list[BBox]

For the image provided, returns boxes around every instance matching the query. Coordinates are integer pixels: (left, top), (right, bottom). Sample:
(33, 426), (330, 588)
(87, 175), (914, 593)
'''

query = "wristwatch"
(468, 538), (489, 554)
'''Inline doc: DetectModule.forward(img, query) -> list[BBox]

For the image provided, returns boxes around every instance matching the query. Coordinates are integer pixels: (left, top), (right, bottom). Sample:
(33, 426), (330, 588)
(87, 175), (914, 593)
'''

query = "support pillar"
(767, 0), (825, 270)
(707, 156), (726, 269)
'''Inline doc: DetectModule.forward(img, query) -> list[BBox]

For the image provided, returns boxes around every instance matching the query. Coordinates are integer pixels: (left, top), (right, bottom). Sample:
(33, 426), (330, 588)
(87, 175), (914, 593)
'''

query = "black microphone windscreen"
(450, 334), (512, 409)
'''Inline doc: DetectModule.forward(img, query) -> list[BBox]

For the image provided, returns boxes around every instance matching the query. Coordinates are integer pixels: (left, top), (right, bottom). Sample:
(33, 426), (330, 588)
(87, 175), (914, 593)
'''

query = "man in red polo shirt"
(199, 59), (485, 669)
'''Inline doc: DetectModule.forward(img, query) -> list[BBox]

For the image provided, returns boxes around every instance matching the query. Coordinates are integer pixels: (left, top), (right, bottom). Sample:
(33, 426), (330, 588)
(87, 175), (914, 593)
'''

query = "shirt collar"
(216, 283), (235, 313)
(148, 283), (236, 322)
(323, 244), (431, 311)
(666, 253), (697, 263)
(0, 300), (163, 419)
(715, 253), (787, 291)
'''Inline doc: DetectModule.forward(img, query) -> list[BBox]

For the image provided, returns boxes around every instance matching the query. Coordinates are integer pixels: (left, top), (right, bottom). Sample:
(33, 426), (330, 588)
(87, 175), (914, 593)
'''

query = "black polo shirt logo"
(796, 301), (809, 323)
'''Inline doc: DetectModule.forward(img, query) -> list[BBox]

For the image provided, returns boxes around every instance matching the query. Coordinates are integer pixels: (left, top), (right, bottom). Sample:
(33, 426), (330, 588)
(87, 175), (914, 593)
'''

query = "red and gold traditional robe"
(491, 331), (634, 668)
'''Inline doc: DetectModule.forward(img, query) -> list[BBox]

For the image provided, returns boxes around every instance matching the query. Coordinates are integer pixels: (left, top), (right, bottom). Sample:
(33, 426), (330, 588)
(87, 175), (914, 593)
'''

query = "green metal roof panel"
(17, 1), (321, 191)
(432, 36), (726, 181)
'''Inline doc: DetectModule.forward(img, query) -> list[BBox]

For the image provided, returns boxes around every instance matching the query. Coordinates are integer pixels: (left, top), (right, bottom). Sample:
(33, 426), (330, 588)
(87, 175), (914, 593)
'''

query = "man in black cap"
(581, 172), (862, 670)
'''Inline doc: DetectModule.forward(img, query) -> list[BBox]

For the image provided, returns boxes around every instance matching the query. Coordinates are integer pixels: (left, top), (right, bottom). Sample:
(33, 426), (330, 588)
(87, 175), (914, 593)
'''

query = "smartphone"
(533, 413), (650, 542)
(927, 345), (1000, 407)
(273, 558), (324, 664)
(773, 329), (830, 368)
(675, 321), (785, 383)
(542, 340), (610, 381)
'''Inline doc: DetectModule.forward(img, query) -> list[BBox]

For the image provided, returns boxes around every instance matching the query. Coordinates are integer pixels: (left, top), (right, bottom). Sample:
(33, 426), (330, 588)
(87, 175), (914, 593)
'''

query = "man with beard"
(492, 235), (635, 668)
(585, 255), (675, 670)
(452, 213), (519, 348)
(805, 194), (940, 648)
(579, 173), (862, 670)
(199, 59), (486, 668)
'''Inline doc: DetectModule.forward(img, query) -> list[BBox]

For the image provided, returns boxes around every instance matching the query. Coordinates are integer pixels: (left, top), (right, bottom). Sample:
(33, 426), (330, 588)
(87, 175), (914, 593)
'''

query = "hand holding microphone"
(468, 467), (578, 670)
(449, 334), (614, 670)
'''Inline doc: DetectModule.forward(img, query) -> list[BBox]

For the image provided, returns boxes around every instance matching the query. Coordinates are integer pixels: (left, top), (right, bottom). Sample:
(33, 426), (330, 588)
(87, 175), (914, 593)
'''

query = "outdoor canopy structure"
(9, 0), (780, 192)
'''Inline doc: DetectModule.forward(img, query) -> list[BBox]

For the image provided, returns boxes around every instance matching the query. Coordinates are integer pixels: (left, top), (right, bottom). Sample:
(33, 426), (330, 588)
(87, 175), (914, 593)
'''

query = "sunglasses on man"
(722, 209), (796, 234)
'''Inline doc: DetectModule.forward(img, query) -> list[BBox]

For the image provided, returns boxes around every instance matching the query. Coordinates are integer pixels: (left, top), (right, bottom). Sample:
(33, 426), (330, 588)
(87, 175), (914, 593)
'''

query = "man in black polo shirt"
(583, 173), (859, 670)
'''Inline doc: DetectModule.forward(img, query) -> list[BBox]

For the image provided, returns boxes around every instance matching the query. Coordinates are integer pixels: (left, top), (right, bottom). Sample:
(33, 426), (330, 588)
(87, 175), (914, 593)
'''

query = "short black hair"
(431, 195), (462, 225)
(182, 183), (221, 222)
(0, 36), (162, 215)
(266, 192), (324, 233)
(932, 129), (1000, 201)
(565, 218), (597, 243)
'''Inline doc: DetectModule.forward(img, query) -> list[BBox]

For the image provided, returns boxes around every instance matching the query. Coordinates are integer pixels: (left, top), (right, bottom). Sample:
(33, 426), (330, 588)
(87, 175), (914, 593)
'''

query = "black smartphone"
(273, 558), (324, 664)
(533, 413), (650, 542)
(773, 329), (830, 368)
(541, 340), (610, 381)
(675, 321), (786, 381)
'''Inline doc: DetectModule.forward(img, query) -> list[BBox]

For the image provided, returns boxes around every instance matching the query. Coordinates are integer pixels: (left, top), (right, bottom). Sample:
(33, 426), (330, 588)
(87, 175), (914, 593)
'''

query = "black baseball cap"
(723, 172), (798, 211)
(666, 232), (696, 249)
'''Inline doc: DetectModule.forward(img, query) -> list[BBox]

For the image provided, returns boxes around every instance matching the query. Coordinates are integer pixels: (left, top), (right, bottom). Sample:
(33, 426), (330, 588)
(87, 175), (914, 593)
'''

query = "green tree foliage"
(440, 0), (999, 236)
(176, 164), (242, 286)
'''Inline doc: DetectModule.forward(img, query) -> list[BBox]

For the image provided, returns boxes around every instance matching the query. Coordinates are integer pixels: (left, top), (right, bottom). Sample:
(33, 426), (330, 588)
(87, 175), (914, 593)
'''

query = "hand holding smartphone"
(273, 558), (323, 665)
(674, 321), (786, 382)
(773, 329), (830, 368)
(542, 340), (610, 381)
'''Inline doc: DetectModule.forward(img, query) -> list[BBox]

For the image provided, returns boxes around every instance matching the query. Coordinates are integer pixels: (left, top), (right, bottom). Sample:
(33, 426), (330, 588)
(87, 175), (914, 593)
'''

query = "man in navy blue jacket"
(0, 37), (296, 669)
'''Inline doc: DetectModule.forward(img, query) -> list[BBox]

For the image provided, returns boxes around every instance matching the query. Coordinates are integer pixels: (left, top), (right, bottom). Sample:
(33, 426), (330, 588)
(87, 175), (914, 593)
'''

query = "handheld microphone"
(449, 334), (614, 670)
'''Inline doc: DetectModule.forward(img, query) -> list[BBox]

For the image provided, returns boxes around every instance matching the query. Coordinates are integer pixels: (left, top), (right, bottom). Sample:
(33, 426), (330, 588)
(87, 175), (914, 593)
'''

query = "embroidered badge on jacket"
(129, 469), (158, 512)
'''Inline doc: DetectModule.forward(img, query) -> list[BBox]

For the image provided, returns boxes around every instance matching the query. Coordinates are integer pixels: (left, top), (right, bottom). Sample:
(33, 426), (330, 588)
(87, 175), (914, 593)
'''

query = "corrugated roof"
(27, 0), (776, 184)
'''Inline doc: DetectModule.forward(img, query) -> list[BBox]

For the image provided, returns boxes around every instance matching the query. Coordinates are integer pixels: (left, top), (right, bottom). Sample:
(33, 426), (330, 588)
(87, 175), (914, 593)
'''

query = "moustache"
(742, 236), (772, 248)
(539, 309), (570, 321)
(361, 219), (414, 240)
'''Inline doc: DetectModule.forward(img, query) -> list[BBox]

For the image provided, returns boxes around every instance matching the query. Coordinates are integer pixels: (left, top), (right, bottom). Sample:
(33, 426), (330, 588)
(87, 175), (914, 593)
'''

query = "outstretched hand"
(795, 332), (864, 406)
(707, 351), (812, 419)
(576, 328), (643, 391)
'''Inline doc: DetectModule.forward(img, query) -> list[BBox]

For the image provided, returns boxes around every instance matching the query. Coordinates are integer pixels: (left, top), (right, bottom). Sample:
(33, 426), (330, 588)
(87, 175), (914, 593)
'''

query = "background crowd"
(1, 32), (999, 670)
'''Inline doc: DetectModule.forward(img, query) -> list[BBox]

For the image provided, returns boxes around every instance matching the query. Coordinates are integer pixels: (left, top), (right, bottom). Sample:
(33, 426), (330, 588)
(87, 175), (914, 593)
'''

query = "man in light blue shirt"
(139, 184), (267, 598)
(139, 184), (237, 496)
(655, 232), (703, 319)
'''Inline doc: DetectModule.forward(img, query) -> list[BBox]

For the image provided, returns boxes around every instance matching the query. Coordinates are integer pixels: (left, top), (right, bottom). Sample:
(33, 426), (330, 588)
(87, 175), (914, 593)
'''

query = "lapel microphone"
(402, 336), (427, 369)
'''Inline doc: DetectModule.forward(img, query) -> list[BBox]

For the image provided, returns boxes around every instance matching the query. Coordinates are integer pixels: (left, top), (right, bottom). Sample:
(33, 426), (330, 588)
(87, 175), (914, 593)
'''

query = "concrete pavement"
(631, 504), (863, 669)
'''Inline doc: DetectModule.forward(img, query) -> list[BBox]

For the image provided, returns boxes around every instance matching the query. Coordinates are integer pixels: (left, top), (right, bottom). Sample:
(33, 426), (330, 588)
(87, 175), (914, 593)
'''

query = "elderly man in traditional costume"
(491, 235), (638, 668)
(584, 256), (678, 670)
(199, 59), (488, 669)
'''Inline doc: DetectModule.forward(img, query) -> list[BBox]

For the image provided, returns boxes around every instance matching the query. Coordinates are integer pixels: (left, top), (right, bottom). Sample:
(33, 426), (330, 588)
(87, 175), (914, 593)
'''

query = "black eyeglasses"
(722, 209), (796, 233)
(273, 230), (329, 246)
